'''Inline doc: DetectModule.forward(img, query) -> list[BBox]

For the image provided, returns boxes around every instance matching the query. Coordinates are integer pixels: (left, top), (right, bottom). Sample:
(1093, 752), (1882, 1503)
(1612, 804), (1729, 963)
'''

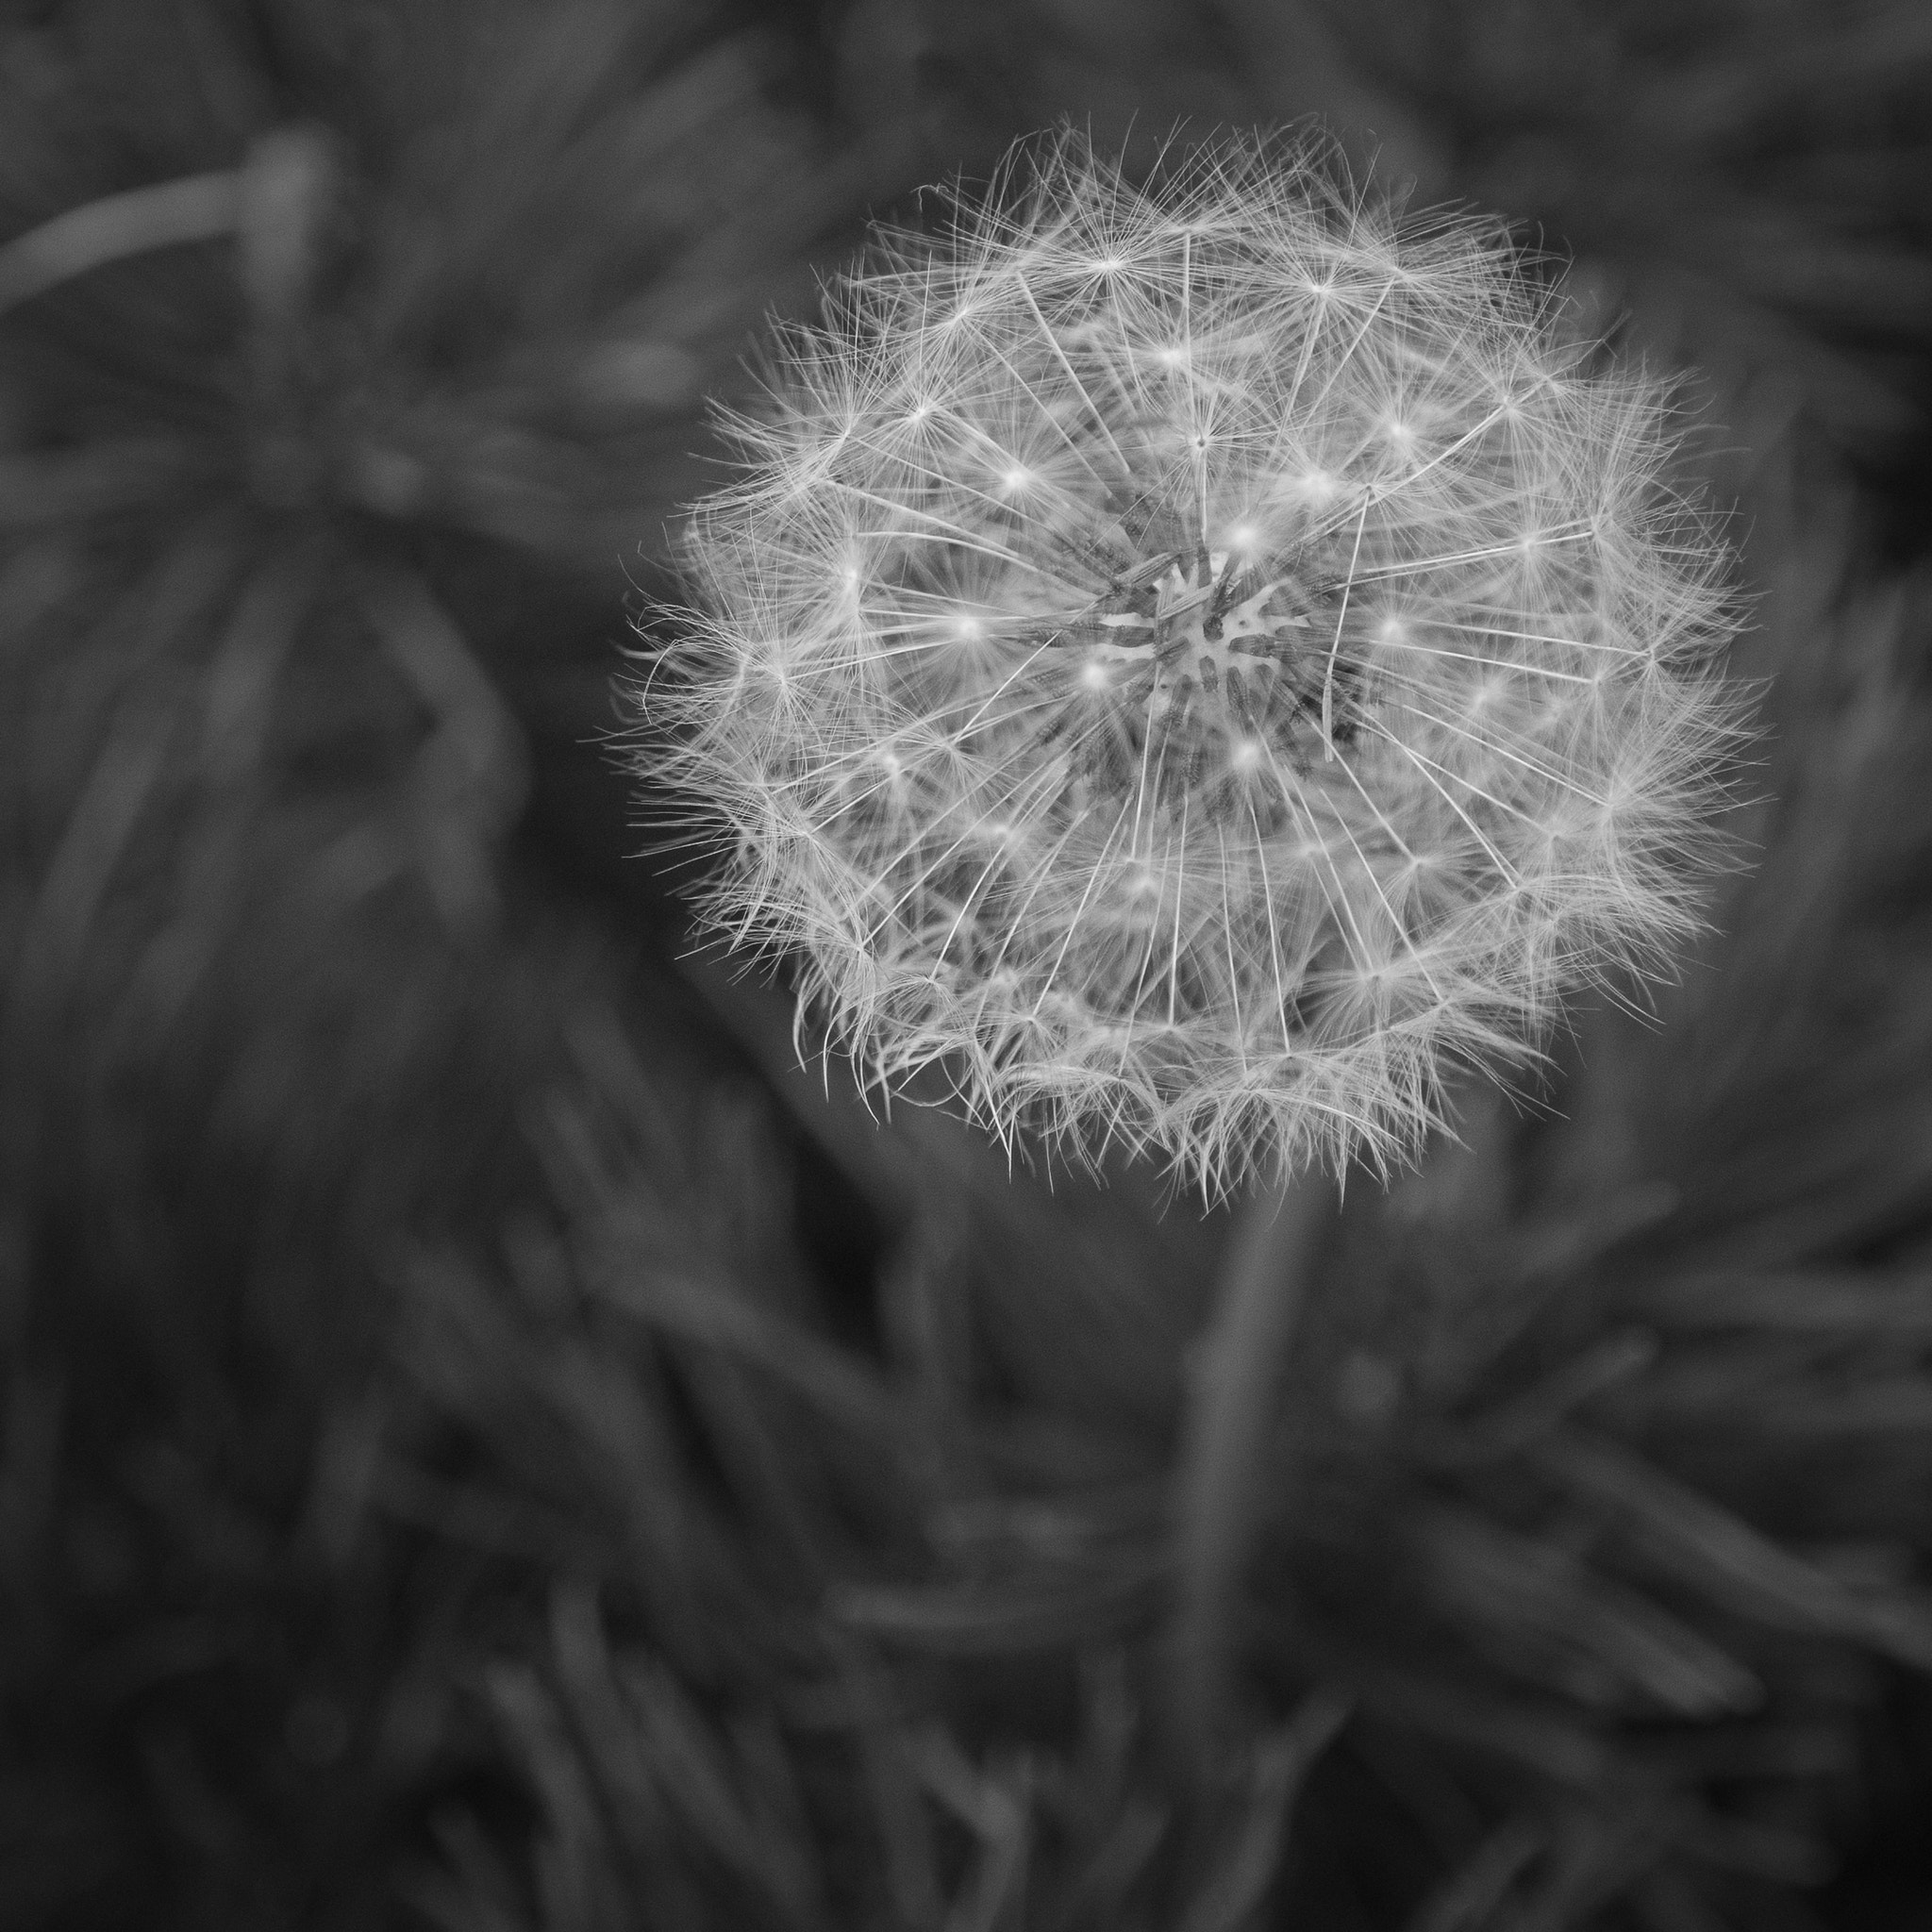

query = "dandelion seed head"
(637, 128), (1744, 1197)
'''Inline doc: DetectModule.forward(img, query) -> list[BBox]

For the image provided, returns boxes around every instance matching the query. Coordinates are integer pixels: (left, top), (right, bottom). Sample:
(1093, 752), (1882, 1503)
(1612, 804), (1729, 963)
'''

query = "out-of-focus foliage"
(4, 1), (1931, 1928)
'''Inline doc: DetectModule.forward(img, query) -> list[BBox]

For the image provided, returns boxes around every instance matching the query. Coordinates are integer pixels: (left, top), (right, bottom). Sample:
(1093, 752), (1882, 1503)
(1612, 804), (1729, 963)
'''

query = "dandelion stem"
(1167, 1173), (1336, 1771)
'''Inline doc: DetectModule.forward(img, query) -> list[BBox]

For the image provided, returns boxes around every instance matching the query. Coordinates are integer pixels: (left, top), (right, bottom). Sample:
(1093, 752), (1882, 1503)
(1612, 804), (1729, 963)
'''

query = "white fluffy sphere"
(641, 131), (1742, 1195)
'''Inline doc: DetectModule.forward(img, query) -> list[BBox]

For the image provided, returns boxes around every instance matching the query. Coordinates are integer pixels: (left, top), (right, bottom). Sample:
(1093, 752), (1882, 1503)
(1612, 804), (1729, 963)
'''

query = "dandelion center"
(1032, 540), (1355, 822)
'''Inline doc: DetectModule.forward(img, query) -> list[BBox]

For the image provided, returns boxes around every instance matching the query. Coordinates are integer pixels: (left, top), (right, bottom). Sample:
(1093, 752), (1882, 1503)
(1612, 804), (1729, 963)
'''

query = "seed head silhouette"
(640, 130), (1741, 1198)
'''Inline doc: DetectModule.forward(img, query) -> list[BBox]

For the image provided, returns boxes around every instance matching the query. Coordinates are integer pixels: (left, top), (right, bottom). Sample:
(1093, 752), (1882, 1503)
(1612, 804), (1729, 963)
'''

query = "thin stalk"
(0, 174), (242, 318)
(1167, 1173), (1335, 1772)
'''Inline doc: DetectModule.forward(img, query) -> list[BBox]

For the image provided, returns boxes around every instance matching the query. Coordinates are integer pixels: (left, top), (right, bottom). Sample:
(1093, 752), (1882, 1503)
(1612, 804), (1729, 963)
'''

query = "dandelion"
(637, 129), (1740, 1198)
